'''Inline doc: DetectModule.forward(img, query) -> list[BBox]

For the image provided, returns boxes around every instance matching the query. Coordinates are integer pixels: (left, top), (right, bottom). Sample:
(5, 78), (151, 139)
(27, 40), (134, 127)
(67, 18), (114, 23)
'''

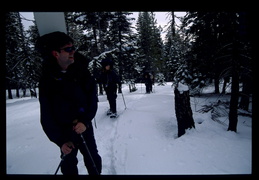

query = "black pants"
(60, 124), (102, 175)
(106, 90), (117, 113)
(145, 83), (152, 93)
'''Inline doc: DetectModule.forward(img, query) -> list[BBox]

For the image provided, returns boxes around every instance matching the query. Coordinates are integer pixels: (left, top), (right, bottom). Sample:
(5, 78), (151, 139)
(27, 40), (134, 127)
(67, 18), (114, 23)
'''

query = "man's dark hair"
(35, 31), (74, 59)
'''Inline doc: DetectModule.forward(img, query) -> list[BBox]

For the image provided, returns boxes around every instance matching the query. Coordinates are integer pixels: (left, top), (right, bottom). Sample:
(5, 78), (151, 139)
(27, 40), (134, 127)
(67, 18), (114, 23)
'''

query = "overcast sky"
(131, 11), (186, 27)
(20, 11), (186, 31)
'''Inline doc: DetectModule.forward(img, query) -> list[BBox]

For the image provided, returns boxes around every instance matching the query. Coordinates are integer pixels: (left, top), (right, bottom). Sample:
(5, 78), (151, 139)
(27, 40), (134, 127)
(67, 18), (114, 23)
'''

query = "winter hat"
(35, 31), (74, 59)
(101, 58), (114, 68)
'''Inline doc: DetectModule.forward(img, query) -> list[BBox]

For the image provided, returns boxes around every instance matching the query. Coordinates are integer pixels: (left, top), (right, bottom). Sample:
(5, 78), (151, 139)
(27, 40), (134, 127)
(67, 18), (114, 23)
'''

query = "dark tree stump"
(174, 84), (195, 137)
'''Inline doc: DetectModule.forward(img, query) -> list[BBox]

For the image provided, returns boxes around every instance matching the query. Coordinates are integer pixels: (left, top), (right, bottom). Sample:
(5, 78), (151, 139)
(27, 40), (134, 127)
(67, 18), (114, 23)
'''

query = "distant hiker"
(99, 58), (121, 118)
(36, 31), (102, 175)
(143, 72), (153, 94)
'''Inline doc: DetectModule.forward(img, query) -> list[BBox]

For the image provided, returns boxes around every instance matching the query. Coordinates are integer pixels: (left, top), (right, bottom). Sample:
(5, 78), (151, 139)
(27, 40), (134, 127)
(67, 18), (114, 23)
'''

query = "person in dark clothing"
(144, 72), (153, 94)
(99, 58), (121, 118)
(36, 31), (102, 175)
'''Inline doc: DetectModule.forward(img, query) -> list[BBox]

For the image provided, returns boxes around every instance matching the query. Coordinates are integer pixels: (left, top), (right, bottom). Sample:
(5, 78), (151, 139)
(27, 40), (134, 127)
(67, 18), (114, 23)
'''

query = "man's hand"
(61, 141), (75, 155)
(73, 121), (87, 134)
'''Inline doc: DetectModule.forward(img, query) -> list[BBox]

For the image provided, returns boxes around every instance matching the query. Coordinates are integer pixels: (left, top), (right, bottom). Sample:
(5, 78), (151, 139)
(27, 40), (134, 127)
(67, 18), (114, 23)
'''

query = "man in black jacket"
(36, 31), (101, 175)
(99, 58), (121, 118)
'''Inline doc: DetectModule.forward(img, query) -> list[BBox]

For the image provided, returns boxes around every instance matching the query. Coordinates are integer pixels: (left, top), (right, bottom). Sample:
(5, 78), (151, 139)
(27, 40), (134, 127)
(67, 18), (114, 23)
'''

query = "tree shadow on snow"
(156, 117), (178, 139)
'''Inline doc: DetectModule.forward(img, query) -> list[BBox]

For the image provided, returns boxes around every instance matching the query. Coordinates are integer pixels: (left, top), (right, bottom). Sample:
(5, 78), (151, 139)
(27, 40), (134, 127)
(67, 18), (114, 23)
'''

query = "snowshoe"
(106, 109), (112, 116)
(110, 113), (118, 118)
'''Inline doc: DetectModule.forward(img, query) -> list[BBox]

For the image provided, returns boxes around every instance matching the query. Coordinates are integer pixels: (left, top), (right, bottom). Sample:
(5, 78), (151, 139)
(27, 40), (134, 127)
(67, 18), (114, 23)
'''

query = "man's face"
(52, 42), (75, 70)
(105, 65), (110, 71)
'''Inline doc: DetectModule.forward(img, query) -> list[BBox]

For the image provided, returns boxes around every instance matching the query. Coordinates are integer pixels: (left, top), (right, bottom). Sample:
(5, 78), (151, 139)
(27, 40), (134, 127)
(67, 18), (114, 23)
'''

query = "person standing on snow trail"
(99, 58), (121, 118)
(143, 72), (153, 94)
(36, 31), (102, 175)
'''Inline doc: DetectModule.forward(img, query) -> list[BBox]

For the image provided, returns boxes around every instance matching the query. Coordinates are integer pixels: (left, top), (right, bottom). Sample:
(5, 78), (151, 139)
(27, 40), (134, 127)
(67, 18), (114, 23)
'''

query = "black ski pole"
(80, 134), (100, 175)
(54, 154), (66, 175)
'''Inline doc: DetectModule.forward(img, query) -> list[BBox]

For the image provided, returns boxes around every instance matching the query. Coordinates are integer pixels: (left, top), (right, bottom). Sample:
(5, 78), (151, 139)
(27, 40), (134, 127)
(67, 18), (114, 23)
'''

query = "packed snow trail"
(6, 83), (252, 175)
(101, 84), (178, 174)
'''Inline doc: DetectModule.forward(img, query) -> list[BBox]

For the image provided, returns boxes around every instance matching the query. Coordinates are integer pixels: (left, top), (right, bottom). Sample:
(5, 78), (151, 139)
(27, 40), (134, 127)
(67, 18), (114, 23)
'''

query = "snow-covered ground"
(6, 83), (252, 175)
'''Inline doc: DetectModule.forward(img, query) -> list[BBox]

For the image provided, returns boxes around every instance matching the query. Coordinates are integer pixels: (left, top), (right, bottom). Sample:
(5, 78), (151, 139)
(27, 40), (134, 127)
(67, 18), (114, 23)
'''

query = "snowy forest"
(5, 11), (254, 176)
(5, 11), (253, 134)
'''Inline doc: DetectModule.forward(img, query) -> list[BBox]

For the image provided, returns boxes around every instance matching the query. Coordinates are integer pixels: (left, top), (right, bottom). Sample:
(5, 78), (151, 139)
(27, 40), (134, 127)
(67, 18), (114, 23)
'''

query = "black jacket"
(39, 56), (97, 147)
(99, 70), (121, 92)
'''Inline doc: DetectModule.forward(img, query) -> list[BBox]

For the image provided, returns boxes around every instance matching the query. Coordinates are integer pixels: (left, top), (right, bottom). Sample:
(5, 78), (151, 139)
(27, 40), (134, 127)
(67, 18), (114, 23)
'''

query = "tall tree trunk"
(228, 41), (240, 132)
(118, 12), (123, 94)
(6, 78), (13, 99)
(171, 11), (175, 37)
(238, 11), (253, 112)
(97, 12), (104, 52)
(174, 83), (195, 137)
(214, 76), (220, 94)
(98, 83), (103, 95)
(16, 86), (20, 98)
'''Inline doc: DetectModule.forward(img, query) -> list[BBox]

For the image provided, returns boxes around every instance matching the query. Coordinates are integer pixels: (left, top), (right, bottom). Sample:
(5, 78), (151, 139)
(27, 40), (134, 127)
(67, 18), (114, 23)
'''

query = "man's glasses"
(60, 46), (76, 53)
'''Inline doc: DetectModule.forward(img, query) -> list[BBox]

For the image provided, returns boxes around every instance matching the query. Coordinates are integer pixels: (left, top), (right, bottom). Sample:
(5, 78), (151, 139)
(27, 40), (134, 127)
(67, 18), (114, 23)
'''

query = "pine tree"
(163, 12), (191, 83)
(6, 12), (43, 99)
(136, 12), (153, 73)
(6, 12), (27, 99)
(136, 12), (164, 78)
(70, 11), (112, 95)
(107, 12), (136, 81)
(67, 12), (138, 91)
(24, 19), (43, 97)
(182, 12), (252, 132)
